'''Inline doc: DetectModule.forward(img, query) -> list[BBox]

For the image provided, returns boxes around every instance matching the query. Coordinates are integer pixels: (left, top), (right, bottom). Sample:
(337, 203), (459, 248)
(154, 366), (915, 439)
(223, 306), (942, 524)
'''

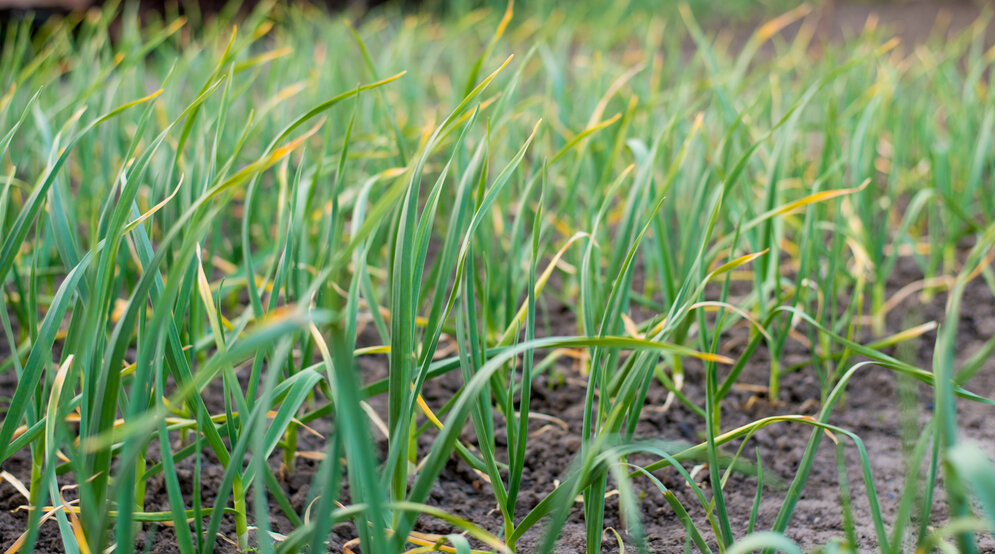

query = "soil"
(331, 255), (995, 553)
(6, 255), (993, 553)
(816, 0), (995, 47)
(3, 1), (995, 553)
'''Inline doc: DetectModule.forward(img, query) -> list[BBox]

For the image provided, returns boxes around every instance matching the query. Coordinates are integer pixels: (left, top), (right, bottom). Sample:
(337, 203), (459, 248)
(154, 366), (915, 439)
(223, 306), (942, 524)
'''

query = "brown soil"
(6, 257), (992, 553)
(332, 255), (995, 552)
(817, 0), (994, 46)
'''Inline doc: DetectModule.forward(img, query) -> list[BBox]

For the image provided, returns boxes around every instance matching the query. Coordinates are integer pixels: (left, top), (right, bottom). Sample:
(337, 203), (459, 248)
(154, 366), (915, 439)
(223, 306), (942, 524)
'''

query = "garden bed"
(2, 1), (995, 553)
